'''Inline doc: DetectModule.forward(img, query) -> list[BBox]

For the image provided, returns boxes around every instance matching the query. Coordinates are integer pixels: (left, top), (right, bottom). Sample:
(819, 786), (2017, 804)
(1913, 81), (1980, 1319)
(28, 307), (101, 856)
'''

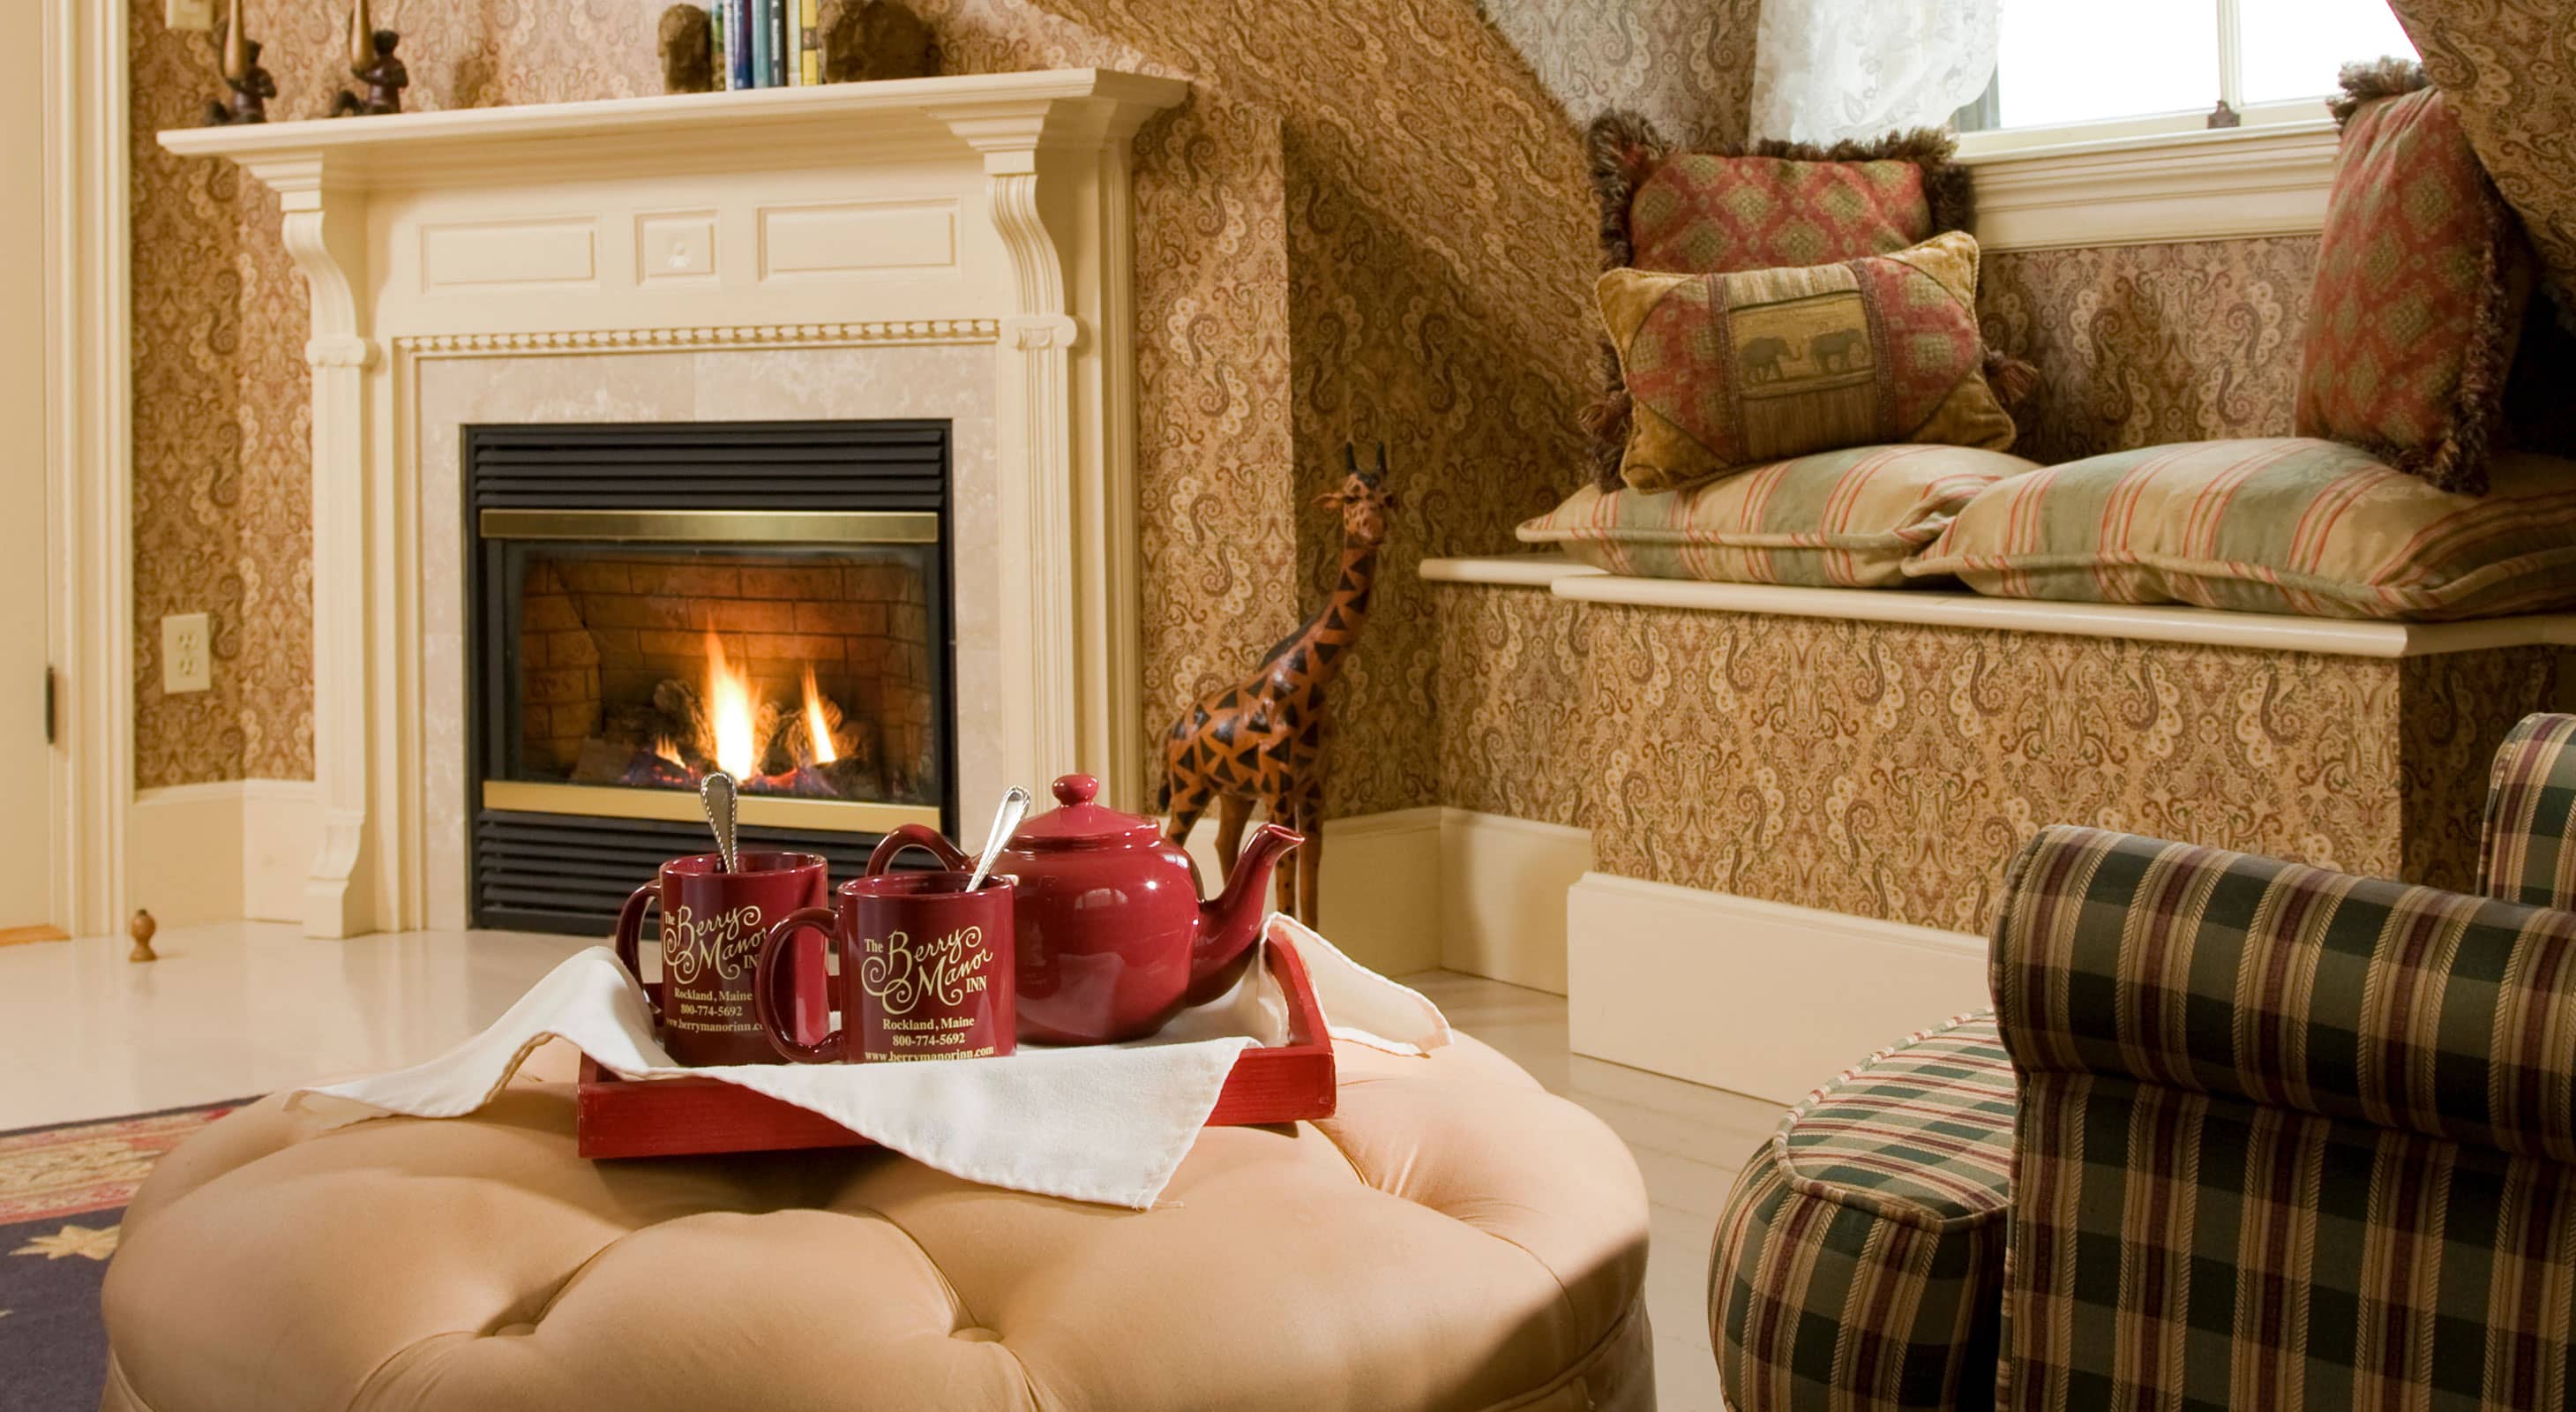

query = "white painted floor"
(0, 923), (1775, 1410)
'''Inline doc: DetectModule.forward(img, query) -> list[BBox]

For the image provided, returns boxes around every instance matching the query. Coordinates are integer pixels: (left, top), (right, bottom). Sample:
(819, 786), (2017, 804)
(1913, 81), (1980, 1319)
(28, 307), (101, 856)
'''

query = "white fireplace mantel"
(162, 70), (1187, 937)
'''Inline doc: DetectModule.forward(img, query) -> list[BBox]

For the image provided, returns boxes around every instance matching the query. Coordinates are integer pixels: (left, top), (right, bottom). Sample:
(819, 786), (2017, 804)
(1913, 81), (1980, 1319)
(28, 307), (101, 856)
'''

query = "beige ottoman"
(99, 1034), (1651, 1411)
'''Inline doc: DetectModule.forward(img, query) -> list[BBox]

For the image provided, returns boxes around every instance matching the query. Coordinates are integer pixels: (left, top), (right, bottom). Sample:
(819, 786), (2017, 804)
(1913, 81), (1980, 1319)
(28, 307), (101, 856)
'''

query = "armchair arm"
(1991, 824), (2576, 1162)
(2481, 712), (2576, 908)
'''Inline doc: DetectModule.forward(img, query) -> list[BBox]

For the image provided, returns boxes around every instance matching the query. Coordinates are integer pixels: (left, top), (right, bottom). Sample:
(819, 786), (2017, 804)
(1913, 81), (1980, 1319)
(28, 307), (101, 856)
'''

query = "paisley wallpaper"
(1479, 0), (1763, 147)
(1435, 585), (2560, 932)
(1978, 237), (2320, 468)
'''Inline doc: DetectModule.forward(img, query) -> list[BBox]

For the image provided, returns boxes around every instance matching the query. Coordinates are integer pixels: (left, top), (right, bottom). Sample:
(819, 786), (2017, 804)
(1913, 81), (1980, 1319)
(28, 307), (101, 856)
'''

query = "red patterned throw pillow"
(2295, 60), (2535, 494)
(1598, 232), (2018, 492)
(1583, 114), (1988, 489)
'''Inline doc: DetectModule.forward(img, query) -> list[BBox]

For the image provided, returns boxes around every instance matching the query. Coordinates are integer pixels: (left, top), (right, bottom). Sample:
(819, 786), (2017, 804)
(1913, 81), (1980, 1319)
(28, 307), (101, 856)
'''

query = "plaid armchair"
(1712, 714), (2576, 1410)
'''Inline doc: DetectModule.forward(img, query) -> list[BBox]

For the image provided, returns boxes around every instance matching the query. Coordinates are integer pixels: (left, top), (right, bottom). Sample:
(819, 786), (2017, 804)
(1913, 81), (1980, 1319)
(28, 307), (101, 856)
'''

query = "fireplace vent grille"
(467, 421), (947, 513)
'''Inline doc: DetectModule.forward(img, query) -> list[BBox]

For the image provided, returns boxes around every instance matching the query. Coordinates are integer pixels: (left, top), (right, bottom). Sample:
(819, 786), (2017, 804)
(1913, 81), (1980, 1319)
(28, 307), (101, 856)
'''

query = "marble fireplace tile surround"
(416, 349), (1000, 931)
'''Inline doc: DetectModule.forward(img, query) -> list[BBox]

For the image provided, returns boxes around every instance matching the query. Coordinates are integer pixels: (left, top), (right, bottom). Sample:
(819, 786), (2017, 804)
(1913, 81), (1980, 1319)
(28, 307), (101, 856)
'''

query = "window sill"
(1959, 119), (2340, 252)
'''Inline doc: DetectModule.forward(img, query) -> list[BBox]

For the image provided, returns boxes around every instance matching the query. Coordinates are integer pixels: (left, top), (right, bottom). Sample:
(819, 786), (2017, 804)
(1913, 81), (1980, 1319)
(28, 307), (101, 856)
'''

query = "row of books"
(708, 0), (822, 90)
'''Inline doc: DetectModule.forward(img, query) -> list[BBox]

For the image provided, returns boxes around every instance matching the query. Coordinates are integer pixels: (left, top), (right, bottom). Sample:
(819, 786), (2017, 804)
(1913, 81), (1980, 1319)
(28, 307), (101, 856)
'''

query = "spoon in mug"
(700, 771), (740, 874)
(964, 785), (1034, 893)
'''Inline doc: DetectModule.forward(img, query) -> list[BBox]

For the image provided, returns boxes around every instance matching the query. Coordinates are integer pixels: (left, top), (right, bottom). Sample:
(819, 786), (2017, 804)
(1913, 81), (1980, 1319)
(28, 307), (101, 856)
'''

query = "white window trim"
(1959, 113), (2340, 252)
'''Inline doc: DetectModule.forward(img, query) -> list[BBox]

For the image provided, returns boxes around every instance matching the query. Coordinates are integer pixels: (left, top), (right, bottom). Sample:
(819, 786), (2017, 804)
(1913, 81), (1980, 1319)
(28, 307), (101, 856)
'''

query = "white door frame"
(44, 0), (133, 935)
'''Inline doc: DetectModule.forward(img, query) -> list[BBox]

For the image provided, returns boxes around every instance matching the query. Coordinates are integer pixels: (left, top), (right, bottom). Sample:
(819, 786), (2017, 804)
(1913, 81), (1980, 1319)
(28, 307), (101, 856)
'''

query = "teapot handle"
(866, 823), (974, 876)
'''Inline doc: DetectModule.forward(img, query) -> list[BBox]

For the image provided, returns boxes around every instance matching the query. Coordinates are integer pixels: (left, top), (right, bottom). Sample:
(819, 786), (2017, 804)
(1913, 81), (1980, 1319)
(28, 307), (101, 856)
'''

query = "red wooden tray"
(576, 940), (1338, 1160)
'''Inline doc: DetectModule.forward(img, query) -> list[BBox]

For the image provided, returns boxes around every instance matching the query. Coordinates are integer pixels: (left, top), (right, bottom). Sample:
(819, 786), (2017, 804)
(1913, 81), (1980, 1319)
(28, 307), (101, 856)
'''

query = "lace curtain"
(1749, 0), (2002, 145)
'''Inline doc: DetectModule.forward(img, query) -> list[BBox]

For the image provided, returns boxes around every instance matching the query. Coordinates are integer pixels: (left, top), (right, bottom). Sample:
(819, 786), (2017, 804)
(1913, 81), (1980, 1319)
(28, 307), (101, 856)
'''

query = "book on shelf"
(707, 2), (729, 92)
(798, 0), (820, 83)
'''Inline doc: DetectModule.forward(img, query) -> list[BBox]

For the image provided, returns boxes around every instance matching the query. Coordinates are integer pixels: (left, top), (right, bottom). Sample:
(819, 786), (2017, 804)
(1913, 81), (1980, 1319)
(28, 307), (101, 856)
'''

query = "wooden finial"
(128, 909), (158, 963)
(221, 0), (250, 84)
(348, 0), (376, 71)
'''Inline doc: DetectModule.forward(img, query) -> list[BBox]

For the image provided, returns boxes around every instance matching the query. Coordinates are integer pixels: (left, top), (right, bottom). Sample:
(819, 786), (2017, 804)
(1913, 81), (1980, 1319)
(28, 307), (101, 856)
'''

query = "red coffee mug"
(756, 869), (1016, 1063)
(613, 851), (829, 1067)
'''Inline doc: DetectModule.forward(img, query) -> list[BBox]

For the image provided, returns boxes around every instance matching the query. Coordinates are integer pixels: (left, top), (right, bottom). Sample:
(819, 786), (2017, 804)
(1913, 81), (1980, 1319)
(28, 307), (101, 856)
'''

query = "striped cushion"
(2482, 713), (2576, 908)
(1992, 825), (2576, 1406)
(1520, 446), (2035, 588)
(1711, 1012), (2014, 1410)
(1911, 438), (2576, 620)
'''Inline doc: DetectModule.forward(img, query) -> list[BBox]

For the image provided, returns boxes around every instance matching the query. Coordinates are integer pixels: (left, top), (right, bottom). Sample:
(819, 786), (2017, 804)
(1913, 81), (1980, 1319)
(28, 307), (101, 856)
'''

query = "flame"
(703, 631), (760, 779)
(800, 665), (838, 766)
(653, 734), (685, 768)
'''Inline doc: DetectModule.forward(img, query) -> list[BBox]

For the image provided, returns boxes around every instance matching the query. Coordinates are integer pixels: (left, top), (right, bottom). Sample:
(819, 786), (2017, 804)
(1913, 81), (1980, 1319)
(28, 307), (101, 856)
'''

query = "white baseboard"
(1567, 872), (1991, 1103)
(129, 779), (316, 928)
(1440, 811), (1588, 995)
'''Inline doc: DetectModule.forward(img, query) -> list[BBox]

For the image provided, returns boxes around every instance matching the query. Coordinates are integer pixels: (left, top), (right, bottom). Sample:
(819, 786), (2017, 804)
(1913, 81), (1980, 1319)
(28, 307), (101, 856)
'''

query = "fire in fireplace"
(466, 423), (956, 933)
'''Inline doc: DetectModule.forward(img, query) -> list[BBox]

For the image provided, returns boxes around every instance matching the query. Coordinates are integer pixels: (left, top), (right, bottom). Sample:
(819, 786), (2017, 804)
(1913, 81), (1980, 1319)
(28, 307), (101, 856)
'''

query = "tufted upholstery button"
(100, 1035), (1653, 1411)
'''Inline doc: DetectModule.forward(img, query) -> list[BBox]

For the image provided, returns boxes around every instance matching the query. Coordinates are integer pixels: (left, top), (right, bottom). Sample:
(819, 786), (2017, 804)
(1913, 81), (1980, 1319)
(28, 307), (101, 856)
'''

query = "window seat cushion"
(1910, 438), (2576, 620)
(1517, 444), (2036, 589)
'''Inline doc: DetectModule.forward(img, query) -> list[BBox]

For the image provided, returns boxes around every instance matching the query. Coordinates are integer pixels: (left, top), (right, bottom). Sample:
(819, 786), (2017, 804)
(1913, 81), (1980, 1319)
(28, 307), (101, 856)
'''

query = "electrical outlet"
(165, 0), (217, 31)
(162, 614), (211, 695)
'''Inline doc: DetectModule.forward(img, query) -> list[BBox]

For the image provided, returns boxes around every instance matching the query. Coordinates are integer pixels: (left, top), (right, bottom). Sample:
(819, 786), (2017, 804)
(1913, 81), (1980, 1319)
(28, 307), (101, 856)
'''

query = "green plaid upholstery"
(1990, 825), (2576, 1408)
(2482, 713), (2576, 909)
(1711, 1013), (2015, 1410)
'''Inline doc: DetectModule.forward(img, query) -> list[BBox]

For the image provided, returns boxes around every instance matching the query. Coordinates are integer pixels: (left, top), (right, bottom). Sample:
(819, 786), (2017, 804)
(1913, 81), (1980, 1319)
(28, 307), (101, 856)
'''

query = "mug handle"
(611, 882), (663, 1018)
(757, 906), (842, 1063)
(867, 822), (972, 875)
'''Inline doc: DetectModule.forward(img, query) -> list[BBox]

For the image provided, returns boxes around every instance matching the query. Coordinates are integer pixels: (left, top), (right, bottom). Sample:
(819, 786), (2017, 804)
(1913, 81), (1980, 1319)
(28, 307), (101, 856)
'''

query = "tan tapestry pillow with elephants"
(1596, 230), (2018, 494)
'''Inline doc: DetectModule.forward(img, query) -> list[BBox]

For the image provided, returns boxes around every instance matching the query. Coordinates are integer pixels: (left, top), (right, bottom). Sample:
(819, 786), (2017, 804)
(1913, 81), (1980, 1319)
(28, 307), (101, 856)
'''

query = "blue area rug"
(0, 1100), (247, 1412)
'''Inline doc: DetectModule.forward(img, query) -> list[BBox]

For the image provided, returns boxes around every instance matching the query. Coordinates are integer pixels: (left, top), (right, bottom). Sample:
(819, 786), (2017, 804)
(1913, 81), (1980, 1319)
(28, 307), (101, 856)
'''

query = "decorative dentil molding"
(393, 320), (1003, 354)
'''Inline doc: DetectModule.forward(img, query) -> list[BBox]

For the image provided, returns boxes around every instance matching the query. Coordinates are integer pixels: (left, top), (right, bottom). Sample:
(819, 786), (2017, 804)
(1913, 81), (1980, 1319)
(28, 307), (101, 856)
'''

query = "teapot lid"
(1008, 774), (1163, 849)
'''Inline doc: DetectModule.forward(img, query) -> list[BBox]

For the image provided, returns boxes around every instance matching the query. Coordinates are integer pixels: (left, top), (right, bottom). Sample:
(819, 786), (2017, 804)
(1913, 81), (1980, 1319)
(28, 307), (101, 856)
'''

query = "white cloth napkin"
(288, 914), (1449, 1209)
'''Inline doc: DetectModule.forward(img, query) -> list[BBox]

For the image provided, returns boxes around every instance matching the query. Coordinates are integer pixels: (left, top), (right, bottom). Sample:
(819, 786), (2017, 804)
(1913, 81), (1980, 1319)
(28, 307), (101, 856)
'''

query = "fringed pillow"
(1596, 232), (2019, 493)
(1582, 114), (2029, 491)
(2294, 59), (2535, 494)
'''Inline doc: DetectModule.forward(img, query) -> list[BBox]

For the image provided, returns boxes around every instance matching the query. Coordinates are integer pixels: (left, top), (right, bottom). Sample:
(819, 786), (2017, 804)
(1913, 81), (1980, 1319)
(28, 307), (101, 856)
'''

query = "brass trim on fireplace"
(481, 779), (942, 834)
(476, 509), (940, 545)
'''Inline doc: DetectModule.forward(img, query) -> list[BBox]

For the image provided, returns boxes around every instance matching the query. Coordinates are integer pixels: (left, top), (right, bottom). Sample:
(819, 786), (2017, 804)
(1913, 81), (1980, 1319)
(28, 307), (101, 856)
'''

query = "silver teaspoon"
(965, 785), (1034, 892)
(700, 771), (740, 874)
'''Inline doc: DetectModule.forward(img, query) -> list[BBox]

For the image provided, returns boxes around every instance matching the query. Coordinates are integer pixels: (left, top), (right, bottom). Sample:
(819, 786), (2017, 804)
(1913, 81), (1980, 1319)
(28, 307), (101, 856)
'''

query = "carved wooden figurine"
(1159, 445), (1397, 924)
(129, 910), (159, 964)
(819, 0), (939, 84)
(329, 0), (408, 117)
(202, 0), (273, 127)
(203, 37), (275, 126)
(658, 4), (716, 94)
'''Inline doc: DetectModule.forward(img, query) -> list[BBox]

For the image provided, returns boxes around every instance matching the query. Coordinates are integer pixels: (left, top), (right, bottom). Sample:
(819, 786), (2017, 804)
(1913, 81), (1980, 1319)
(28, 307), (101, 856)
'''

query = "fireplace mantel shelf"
(160, 69), (1190, 186)
(157, 68), (1182, 938)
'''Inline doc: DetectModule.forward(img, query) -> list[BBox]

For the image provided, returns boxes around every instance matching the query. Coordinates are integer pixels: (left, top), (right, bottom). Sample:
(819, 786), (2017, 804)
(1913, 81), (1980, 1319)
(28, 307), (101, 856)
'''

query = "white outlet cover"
(166, 0), (217, 31)
(162, 613), (211, 695)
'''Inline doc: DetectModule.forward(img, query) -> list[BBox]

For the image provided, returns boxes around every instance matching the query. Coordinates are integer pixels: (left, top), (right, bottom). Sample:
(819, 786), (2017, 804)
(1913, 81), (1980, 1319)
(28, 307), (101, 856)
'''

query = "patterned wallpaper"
(1435, 586), (2559, 931)
(1978, 237), (2319, 467)
(1479, 0), (1763, 147)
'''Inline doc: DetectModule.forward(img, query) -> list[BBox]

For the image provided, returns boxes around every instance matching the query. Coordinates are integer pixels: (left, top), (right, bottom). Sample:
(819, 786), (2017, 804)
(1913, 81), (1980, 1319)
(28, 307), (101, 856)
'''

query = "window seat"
(1426, 552), (2576, 1095)
(1420, 554), (2576, 659)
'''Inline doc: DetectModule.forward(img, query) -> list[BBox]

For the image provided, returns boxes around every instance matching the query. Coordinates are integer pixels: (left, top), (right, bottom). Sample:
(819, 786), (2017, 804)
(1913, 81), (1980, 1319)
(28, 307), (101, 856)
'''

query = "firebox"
(465, 421), (957, 933)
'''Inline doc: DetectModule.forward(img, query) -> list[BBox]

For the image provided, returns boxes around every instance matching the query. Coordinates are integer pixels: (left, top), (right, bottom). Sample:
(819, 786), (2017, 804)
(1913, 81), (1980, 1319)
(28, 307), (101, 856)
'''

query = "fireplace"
(466, 421), (957, 933)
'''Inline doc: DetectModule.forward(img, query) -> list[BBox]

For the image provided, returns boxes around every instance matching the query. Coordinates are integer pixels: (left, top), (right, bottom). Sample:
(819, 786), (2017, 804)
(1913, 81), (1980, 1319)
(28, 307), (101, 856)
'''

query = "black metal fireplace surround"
(465, 420), (959, 934)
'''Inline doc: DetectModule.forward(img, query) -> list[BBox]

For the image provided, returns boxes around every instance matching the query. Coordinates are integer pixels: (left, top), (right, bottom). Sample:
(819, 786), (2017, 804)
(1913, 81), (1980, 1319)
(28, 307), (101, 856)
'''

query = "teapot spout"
(1188, 822), (1303, 1002)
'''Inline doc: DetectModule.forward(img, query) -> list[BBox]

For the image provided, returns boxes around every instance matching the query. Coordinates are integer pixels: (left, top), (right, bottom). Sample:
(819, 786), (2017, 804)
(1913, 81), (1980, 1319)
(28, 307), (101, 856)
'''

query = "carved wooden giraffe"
(1159, 445), (1398, 923)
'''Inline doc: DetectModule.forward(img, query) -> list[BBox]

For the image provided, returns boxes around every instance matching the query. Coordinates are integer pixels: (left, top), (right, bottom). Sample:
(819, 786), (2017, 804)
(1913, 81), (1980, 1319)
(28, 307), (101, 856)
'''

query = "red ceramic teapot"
(868, 774), (1300, 1044)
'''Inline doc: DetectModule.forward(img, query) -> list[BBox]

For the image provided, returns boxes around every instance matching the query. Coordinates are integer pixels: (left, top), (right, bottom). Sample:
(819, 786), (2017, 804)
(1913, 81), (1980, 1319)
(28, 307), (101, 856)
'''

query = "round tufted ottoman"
(100, 1033), (1651, 1411)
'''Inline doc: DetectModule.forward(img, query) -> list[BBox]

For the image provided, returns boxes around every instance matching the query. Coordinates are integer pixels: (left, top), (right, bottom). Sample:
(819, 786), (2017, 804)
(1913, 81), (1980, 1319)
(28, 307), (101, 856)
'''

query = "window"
(1956, 0), (2419, 152)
